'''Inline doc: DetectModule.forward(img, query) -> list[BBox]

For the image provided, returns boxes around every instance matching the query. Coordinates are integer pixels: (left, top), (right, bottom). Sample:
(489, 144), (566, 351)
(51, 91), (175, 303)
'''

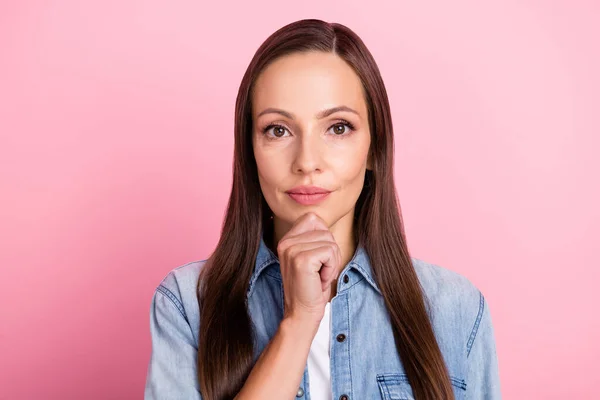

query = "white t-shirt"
(307, 301), (332, 400)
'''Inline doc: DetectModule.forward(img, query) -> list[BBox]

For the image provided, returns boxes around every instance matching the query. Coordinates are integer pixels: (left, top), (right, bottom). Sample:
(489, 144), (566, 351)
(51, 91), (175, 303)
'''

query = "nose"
(291, 131), (323, 174)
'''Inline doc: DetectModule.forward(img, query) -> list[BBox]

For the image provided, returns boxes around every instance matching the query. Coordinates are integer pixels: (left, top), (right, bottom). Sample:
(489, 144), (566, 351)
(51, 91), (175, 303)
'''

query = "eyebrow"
(256, 105), (359, 120)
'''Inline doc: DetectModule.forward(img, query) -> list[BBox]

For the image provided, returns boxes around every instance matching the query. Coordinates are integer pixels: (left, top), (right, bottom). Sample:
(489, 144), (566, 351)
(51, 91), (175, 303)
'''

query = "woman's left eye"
(329, 122), (354, 136)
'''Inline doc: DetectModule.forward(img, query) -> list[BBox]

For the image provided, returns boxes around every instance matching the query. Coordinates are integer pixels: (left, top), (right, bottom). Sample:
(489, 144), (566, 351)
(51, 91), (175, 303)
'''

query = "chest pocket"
(376, 373), (467, 400)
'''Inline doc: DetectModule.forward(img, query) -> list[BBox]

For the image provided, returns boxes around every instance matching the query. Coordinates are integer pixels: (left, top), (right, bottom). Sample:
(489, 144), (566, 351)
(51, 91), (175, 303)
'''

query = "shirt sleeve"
(144, 285), (203, 400)
(465, 292), (502, 399)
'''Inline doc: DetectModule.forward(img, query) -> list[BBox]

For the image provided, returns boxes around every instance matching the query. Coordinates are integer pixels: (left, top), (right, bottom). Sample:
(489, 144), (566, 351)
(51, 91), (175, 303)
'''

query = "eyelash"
(261, 119), (356, 140)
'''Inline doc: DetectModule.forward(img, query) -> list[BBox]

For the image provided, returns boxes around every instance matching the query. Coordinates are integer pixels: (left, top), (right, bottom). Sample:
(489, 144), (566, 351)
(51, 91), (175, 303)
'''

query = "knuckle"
(277, 238), (289, 254)
(287, 247), (296, 259)
(294, 252), (307, 267)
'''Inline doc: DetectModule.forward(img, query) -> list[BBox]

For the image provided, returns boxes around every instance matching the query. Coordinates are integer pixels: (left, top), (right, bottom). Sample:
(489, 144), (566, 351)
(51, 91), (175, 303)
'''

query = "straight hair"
(196, 19), (455, 400)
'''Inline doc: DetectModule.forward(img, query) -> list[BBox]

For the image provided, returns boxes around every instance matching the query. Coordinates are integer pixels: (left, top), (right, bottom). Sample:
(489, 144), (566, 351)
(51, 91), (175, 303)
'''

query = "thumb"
(319, 266), (332, 291)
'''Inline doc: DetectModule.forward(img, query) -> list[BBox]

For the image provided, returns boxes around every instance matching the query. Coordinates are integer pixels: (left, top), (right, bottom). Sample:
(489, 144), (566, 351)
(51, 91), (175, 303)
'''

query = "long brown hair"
(197, 19), (455, 400)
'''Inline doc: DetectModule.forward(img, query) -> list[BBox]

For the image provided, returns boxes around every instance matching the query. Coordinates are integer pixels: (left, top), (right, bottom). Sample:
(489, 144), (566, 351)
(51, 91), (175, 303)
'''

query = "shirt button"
(336, 333), (346, 342)
(343, 274), (349, 283)
(339, 395), (349, 400)
(296, 387), (304, 397)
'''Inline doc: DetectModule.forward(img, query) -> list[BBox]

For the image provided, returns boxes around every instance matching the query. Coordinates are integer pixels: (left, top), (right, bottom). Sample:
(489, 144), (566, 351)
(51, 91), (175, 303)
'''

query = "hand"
(276, 212), (342, 327)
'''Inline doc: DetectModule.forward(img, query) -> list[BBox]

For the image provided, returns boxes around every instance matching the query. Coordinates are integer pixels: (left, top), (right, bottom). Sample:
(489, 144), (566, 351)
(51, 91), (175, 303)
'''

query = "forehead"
(252, 51), (367, 118)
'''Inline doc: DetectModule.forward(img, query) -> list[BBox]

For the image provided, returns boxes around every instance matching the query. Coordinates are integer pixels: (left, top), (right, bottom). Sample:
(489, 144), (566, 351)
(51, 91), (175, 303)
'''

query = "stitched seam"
(346, 293), (353, 396)
(303, 366), (309, 399)
(248, 259), (278, 298)
(466, 291), (485, 357)
(384, 376), (392, 398)
(376, 376), (385, 398)
(265, 270), (282, 281)
(156, 285), (187, 320)
(343, 276), (365, 292)
(450, 377), (467, 391)
(350, 261), (381, 295)
(173, 259), (206, 271)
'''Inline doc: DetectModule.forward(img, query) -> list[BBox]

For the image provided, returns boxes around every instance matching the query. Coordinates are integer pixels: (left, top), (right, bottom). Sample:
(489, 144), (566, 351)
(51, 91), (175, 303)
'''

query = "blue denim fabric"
(145, 230), (501, 399)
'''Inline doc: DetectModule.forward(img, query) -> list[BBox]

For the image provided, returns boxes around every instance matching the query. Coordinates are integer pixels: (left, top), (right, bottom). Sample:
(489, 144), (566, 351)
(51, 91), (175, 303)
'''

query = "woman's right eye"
(263, 124), (289, 139)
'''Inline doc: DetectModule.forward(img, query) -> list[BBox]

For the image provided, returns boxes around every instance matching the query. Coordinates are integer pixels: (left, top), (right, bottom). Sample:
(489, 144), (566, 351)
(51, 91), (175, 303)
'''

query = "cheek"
(330, 154), (369, 202)
(255, 152), (288, 201)
(256, 154), (281, 182)
(333, 151), (368, 181)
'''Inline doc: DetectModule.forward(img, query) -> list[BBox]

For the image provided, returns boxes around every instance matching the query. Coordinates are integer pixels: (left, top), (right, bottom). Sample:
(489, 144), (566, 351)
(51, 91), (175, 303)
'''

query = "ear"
(366, 152), (373, 171)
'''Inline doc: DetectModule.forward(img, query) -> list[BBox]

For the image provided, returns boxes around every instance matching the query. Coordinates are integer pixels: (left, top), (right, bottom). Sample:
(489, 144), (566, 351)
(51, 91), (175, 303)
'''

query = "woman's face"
(252, 50), (372, 231)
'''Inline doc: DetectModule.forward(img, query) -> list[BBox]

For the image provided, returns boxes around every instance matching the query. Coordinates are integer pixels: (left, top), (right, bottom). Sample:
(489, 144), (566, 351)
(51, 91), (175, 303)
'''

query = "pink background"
(1, 1), (598, 399)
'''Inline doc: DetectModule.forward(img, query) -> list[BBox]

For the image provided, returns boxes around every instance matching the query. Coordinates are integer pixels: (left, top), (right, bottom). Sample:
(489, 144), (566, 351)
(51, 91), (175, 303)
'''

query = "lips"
(285, 185), (332, 205)
(287, 193), (331, 206)
(286, 185), (331, 195)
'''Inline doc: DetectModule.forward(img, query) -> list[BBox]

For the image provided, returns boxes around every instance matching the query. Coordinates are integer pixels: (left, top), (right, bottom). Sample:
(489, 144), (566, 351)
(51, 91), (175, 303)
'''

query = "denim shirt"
(144, 231), (501, 399)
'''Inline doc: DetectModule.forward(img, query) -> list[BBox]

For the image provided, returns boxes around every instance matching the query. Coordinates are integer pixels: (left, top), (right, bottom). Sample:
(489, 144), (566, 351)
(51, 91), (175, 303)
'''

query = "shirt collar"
(247, 227), (381, 299)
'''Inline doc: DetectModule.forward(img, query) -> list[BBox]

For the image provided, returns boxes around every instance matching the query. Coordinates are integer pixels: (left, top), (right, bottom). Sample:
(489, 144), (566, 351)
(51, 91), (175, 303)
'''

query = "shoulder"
(151, 259), (208, 322)
(410, 256), (483, 304)
(155, 259), (208, 297)
(409, 259), (501, 394)
(410, 257), (487, 342)
(145, 260), (209, 398)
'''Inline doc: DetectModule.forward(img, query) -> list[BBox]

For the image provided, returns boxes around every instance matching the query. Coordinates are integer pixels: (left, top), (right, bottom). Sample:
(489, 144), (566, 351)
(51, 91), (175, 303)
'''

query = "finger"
(285, 241), (337, 272)
(280, 229), (336, 250)
(285, 212), (329, 239)
(324, 244), (342, 289)
(304, 245), (337, 287)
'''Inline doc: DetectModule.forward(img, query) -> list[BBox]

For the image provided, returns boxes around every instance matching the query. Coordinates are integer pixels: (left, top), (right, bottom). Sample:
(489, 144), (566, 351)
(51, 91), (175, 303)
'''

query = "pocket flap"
(376, 373), (467, 400)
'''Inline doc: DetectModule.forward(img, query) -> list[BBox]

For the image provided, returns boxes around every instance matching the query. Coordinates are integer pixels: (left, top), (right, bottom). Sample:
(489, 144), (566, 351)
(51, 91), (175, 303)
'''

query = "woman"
(144, 19), (501, 400)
